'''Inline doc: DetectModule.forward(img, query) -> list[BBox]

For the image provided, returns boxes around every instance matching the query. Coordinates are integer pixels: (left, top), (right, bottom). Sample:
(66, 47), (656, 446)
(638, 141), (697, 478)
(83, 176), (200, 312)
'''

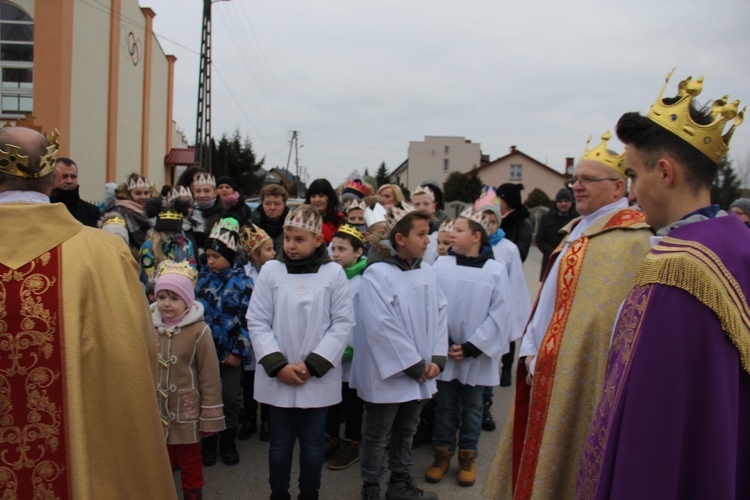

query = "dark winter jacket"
(501, 205), (532, 262)
(50, 186), (101, 227)
(535, 204), (579, 280)
(250, 205), (290, 255)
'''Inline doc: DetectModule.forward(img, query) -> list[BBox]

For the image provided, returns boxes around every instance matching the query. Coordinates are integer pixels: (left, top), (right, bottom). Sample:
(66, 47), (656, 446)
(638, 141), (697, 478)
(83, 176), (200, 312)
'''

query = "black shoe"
(500, 369), (512, 387)
(260, 420), (270, 442)
(238, 419), (257, 440)
(201, 434), (218, 467)
(270, 492), (291, 500)
(298, 492), (319, 500)
(324, 436), (341, 462)
(411, 419), (433, 449)
(482, 399), (496, 431)
(219, 427), (240, 465)
(361, 483), (381, 500)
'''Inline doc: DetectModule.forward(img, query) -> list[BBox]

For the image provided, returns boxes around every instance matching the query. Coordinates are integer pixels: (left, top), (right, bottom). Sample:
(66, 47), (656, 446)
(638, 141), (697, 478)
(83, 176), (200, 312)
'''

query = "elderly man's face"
(57, 163), (78, 190)
(571, 160), (625, 216)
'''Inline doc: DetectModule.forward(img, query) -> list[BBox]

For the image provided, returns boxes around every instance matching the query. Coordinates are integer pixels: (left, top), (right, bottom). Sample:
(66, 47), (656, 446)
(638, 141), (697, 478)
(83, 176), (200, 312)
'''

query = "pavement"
(189, 247), (544, 499)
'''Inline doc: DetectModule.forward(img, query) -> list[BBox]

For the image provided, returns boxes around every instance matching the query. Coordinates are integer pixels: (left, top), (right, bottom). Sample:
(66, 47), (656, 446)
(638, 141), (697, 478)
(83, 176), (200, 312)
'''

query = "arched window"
(0, 1), (32, 117)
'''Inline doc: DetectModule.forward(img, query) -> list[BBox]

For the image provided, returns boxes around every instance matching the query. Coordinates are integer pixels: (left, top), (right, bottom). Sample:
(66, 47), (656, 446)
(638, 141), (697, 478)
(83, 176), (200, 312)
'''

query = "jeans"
(220, 363), (243, 429)
(325, 382), (364, 441)
(267, 406), (329, 494)
(433, 380), (484, 454)
(360, 400), (423, 484)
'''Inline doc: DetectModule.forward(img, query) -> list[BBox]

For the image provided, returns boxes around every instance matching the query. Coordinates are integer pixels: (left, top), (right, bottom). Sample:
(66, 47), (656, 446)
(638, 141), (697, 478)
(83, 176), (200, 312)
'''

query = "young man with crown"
(0, 123), (176, 497)
(484, 132), (653, 500)
(350, 201), (448, 500)
(246, 204), (353, 500)
(577, 72), (750, 499)
(195, 217), (253, 467)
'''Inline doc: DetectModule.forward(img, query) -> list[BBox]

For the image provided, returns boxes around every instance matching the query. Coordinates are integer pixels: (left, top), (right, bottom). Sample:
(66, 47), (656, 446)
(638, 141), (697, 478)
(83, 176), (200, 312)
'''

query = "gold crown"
(412, 185), (435, 201)
(102, 215), (127, 228)
(385, 202), (417, 236)
(156, 260), (198, 284)
(193, 173), (215, 187)
(0, 128), (59, 179)
(127, 176), (150, 191)
(647, 69), (745, 164)
(159, 210), (184, 221)
(459, 207), (491, 233)
(336, 224), (366, 244)
(347, 199), (367, 212)
(239, 224), (270, 253)
(438, 218), (455, 233)
(284, 206), (323, 235)
(166, 186), (193, 204)
(582, 131), (625, 177)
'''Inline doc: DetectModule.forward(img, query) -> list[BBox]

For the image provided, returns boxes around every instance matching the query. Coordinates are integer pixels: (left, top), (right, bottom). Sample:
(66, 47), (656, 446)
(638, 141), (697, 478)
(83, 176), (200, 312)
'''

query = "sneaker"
(324, 436), (341, 462)
(361, 482), (381, 500)
(425, 447), (452, 483)
(328, 439), (360, 470)
(481, 399), (496, 431)
(457, 450), (476, 486)
(411, 420), (433, 449)
(386, 473), (437, 500)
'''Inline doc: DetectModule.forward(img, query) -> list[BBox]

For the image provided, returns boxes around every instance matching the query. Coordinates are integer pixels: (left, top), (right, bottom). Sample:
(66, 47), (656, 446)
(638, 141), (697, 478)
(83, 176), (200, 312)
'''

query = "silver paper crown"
(347, 199), (367, 212)
(127, 176), (150, 191)
(284, 207), (323, 235)
(166, 185), (193, 204)
(385, 202), (417, 236)
(193, 173), (215, 187)
(364, 202), (388, 228)
(459, 207), (491, 233)
(438, 218), (455, 233)
(412, 185), (435, 201)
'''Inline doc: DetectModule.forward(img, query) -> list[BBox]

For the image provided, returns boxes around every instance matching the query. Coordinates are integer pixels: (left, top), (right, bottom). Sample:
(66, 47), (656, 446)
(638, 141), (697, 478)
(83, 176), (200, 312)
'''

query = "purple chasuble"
(577, 215), (750, 500)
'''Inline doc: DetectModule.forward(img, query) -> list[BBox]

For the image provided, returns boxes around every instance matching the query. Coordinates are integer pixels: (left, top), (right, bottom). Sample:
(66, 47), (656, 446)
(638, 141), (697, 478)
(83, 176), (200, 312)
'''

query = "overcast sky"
(136, 0), (750, 187)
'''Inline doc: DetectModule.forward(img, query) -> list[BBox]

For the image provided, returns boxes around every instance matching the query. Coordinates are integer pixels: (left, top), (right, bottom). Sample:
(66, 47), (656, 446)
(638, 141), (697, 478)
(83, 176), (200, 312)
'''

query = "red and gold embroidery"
(0, 249), (69, 499)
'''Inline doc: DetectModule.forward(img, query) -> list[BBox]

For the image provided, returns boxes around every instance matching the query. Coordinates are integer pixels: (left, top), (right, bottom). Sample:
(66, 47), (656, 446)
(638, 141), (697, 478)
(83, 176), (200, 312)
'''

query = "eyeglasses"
(569, 176), (621, 186)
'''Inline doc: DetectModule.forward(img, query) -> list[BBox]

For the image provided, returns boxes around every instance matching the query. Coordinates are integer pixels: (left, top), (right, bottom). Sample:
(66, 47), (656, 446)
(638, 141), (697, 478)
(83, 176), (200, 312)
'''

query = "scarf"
(222, 191), (241, 210)
(488, 228), (506, 246)
(344, 257), (367, 280)
(450, 244), (495, 269)
(277, 243), (332, 274)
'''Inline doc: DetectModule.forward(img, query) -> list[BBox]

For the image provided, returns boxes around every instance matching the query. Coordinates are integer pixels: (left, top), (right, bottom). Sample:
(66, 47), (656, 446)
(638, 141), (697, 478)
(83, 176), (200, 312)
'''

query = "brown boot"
(457, 449), (476, 486)
(425, 446), (452, 483)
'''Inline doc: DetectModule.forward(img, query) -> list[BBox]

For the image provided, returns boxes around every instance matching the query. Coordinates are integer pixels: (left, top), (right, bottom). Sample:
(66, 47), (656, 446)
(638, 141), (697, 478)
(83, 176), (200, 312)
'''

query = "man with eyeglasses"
(484, 132), (652, 500)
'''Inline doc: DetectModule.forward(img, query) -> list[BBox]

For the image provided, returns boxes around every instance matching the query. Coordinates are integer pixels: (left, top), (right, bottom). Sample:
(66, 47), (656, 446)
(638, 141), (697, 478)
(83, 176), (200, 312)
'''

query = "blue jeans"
(433, 380), (484, 454)
(267, 406), (329, 494)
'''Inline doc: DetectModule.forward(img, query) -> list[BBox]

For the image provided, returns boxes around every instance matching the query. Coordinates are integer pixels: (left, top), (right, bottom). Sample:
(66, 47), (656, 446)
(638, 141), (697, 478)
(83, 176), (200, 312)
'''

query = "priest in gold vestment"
(0, 123), (176, 498)
(483, 133), (652, 500)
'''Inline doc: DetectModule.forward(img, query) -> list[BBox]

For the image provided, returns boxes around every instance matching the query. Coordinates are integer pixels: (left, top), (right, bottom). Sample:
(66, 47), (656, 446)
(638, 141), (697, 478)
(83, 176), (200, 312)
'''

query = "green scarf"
(277, 243), (332, 274)
(344, 257), (367, 280)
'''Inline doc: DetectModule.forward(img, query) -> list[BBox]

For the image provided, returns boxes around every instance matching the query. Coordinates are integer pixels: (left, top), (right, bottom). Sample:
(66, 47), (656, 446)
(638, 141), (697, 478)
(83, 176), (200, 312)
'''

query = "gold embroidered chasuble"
(483, 208), (651, 500)
(0, 203), (176, 499)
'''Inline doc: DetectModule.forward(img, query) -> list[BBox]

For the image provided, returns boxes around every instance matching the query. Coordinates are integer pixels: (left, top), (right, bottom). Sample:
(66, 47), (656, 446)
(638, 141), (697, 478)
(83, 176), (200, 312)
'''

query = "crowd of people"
(1, 70), (749, 500)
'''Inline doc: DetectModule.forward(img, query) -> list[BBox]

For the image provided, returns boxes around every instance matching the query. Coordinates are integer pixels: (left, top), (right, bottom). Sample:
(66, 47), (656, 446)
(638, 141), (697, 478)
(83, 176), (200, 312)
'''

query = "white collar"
(0, 190), (50, 204)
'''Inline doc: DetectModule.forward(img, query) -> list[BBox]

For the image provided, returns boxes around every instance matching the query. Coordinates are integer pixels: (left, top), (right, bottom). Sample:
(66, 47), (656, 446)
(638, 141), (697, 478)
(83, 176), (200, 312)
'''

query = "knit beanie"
(206, 217), (240, 263)
(730, 198), (750, 217)
(556, 188), (573, 203)
(497, 183), (524, 209)
(154, 261), (197, 306)
(215, 176), (242, 194)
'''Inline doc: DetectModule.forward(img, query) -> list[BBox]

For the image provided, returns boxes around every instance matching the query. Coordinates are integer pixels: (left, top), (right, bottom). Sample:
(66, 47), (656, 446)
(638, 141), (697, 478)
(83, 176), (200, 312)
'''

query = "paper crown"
(127, 176), (150, 191)
(166, 185), (193, 204)
(438, 218), (455, 233)
(336, 224), (366, 244)
(193, 173), (216, 187)
(343, 179), (367, 197)
(158, 210), (184, 222)
(102, 215), (127, 228)
(239, 224), (270, 254)
(364, 202), (388, 228)
(284, 206), (323, 235)
(156, 260), (198, 285)
(582, 131), (626, 177)
(0, 128), (59, 179)
(385, 202), (417, 236)
(473, 186), (498, 210)
(412, 185), (435, 201)
(647, 69), (745, 164)
(208, 218), (240, 252)
(347, 199), (367, 212)
(459, 207), (491, 233)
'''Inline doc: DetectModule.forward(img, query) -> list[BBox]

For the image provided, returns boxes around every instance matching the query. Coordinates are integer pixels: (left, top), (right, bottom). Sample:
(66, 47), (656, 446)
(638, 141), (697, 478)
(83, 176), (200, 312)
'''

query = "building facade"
(400, 136), (483, 193)
(3, 0), (178, 200)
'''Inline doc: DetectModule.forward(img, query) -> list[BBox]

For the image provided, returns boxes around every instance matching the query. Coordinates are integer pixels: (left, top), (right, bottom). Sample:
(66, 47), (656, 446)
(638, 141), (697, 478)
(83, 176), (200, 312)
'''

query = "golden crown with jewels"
(0, 128), (60, 179)
(239, 224), (270, 253)
(581, 131), (625, 177)
(156, 260), (198, 284)
(647, 68), (745, 164)
(336, 224), (366, 244)
(459, 207), (491, 233)
(284, 206), (323, 235)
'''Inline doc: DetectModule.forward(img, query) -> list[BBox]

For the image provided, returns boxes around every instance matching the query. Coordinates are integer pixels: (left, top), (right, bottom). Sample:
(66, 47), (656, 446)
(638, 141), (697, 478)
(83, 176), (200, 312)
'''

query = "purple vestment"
(577, 215), (750, 500)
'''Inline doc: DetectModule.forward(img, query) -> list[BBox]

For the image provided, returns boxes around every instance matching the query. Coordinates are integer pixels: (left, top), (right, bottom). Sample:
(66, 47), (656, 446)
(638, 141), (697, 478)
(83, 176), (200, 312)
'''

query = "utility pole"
(286, 130), (301, 178)
(195, 0), (229, 171)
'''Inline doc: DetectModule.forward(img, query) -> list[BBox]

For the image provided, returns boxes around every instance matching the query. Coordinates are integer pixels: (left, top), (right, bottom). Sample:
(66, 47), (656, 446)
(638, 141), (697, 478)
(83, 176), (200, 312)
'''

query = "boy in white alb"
(247, 205), (354, 500)
(351, 202), (448, 500)
(426, 208), (512, 487)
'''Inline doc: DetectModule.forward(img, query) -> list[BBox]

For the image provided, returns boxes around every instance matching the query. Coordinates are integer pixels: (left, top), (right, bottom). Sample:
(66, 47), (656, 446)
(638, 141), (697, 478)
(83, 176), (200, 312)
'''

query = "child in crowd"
(436, 219), (454, 257)
(141, 198), (196, 277)
(237, 223), (276, 441)
(247, 205), (353, 500)
(114, 173), (156, 252)
(195, 217), (253, 467)
(344, 199), (368, 235)
(413, 186), (440, 264)
(351, 202), (448, 500)
(152, 261), (225, 500)
(426, 208), (512, 487)
(325, 224), (368, 471)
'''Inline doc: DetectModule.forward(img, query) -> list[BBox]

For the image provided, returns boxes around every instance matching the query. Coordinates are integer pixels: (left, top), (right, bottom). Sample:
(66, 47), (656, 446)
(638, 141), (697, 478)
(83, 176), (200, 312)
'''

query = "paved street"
(190, 247), (543, 499)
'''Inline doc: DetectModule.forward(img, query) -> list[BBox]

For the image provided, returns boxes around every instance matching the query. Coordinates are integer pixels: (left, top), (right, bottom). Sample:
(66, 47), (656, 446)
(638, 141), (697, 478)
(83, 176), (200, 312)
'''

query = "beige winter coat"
(152, 301), (225, 444)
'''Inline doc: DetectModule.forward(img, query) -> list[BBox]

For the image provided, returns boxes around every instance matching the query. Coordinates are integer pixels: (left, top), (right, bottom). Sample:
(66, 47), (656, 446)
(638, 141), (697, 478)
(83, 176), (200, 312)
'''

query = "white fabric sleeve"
(246, 267), (283, 361)
(310, 267), (353, 365)
(466, 264), (512, 358)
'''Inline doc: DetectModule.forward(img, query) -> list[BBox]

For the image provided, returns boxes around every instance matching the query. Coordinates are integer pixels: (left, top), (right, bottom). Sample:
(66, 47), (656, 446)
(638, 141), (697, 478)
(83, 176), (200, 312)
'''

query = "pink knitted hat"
(154, 261), (196, 306)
